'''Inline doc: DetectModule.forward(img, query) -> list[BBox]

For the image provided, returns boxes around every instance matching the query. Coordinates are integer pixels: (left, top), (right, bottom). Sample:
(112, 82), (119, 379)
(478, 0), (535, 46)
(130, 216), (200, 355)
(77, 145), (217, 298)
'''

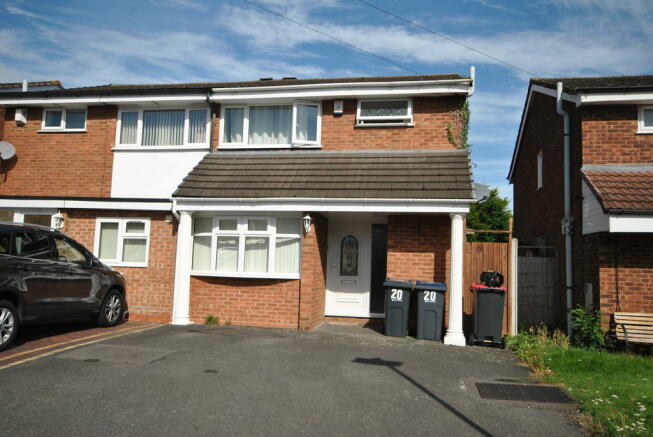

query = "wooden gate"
(463, 241), (514, 336)
(517, 247), (559, 329)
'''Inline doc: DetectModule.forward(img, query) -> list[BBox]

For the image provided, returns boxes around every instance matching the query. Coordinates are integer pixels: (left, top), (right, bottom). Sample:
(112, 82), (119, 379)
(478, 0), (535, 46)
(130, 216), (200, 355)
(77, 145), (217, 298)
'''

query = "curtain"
(360, 101), (407, 117)
(120, 112), (138, 144)
(275, 237), (299, 274)
(142, 110), (184, 146)
(296, 104), (317, 142)
(217, 236), (239, 272)
(189, 110), (207, 144)
(249, 106), (291, 144)
(192, 236), (211, 270)
(223, 108), (244, 143)
(244, 237), (268, 272)
(99, 222), (118, 260)
(122, 239), (146, 263)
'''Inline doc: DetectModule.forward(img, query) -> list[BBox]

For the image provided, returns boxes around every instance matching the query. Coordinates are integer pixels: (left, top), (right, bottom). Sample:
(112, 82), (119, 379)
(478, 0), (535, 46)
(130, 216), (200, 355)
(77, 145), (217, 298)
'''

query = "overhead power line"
(356, 0), (538, 77)
(241, 0), (422, 75)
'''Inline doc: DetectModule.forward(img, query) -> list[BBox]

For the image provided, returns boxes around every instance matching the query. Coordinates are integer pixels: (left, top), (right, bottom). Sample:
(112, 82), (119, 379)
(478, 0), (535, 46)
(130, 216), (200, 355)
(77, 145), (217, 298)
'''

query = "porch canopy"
(171, 149), (474, 346)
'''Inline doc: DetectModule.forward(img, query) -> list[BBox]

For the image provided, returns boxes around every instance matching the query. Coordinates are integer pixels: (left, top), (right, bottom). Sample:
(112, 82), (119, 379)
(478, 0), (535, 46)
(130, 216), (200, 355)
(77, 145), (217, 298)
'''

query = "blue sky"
(1, 0), (652, 204)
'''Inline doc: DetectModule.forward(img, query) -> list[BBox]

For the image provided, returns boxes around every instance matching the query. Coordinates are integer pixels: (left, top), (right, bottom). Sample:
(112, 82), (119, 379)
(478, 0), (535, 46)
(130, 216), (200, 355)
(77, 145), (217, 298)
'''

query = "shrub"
(506, 325), (568, 373)
(570, 306), (610, 350)
(204, 315), (219, 326)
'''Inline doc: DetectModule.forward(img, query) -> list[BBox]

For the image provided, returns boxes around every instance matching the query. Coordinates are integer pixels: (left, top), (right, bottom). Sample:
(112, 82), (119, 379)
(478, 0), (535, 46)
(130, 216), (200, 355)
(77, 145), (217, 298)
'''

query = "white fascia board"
(609, 215), (653, 233)
(0, 198), (171, 211)
(210, 82), (471, 102)
(173, 197), (474, 214)
(530, 85), (579, 104)
(0, 94), (206, 107)
(578, 92), (653, 105)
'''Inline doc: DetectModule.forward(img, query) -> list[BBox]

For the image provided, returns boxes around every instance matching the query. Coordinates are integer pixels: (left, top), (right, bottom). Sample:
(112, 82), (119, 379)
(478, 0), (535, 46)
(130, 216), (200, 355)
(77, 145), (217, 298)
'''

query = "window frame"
(41, 108), (87, 132)
(93, 217), (151, 267)
(115, 106), (211, 149)
(218, 102), (322, 149)
(637, 105), (653, 134)
(191, 215), (302, 279)
(355, 98), (413, 127)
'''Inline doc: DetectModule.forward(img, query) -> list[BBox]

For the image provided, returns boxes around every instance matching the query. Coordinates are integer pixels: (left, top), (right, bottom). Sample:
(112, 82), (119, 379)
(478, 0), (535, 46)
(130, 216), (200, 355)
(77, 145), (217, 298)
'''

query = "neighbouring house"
(509, 75), (653, 329)
(0, 72), (476, 345)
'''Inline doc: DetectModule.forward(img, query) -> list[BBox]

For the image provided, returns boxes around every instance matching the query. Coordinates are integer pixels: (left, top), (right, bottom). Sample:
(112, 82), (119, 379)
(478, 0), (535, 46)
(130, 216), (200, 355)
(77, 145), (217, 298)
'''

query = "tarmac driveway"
(1, 324), (583, 436)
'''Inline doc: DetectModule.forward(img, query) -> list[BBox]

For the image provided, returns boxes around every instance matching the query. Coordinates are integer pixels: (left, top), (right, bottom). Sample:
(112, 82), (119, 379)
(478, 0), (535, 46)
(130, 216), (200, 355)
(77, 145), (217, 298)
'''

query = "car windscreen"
(12, 231), (53, 260)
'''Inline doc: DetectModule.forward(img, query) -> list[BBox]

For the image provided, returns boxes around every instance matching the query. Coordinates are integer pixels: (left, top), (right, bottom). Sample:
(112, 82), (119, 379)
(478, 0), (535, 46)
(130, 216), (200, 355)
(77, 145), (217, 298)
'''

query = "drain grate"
(476, 383), (572, 403)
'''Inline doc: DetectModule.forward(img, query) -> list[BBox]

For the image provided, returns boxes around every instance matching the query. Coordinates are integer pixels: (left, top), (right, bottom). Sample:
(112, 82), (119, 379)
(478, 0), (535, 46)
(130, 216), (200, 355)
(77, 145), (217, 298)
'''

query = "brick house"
(0, 73), (475, 345)
(509, 76), (653, 329)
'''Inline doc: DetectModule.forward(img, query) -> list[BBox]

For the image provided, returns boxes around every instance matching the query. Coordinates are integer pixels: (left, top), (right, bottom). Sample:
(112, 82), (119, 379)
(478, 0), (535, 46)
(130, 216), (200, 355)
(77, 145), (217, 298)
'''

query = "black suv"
(0, 222), (127, 351)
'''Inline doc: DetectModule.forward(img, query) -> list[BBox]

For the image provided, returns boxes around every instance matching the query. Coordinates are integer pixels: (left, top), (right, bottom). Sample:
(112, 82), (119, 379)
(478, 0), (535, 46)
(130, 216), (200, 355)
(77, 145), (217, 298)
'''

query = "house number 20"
(391, 289), (403, 301)
(423, 291), (437, 303)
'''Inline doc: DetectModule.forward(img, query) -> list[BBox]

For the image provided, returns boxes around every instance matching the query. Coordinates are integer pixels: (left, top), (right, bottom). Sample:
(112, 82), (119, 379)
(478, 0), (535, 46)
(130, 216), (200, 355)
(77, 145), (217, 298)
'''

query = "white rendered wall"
(111, 150), (208, 198)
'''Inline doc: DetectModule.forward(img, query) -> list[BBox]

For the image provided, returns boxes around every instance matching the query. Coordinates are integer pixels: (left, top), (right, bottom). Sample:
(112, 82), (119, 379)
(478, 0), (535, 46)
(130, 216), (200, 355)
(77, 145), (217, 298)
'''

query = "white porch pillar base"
(444, 213), (466, 346)
(172, 210), (193, 325)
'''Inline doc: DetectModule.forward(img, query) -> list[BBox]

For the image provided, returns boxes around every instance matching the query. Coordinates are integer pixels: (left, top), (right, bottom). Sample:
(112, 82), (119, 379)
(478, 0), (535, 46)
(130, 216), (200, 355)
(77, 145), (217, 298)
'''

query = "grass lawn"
(507, 332), (652, 436)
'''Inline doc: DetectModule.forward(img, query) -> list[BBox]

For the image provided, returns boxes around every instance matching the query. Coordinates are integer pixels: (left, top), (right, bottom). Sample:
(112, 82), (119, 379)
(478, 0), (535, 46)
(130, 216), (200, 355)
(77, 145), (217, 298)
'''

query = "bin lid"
(414, 281), (447, 291)
(383, 279), (414, 288)
(470, 283), (507, 291)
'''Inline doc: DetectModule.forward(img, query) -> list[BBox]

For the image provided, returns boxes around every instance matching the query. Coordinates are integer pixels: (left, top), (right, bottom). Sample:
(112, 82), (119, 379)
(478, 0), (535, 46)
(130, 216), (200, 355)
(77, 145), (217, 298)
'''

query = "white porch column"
(444, 213), (466, 346)
(172, 210), (193, 325)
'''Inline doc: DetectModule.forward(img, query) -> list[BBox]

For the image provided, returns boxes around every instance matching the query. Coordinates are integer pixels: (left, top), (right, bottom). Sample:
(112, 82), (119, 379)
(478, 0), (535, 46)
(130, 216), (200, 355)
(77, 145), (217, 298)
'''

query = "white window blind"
(189, 109), (208, 144)
(95, 218), (150, 266)
(120, 111), (138, 144)
(223, 108), (244, 143)
(143, 110), (184, 146)
(296, 104), (318, 142)
(249, 106), (292, 145)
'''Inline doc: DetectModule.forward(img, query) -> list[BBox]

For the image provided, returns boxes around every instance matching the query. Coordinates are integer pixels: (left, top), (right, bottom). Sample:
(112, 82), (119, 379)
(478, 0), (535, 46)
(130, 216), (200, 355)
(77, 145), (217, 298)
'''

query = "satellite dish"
(0, 142), (16, 160)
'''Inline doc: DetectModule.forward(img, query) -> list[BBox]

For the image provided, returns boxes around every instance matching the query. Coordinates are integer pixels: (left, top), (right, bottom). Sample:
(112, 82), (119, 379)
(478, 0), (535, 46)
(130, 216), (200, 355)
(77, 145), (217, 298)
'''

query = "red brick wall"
(581, 105), (653, 164)
(597, 234), (653, 323)
(188, 213), (328, 329)
(320, 97), (465, 150)
(386, 215), (450, 282)
(0, 106), (115, 197)
(61, 209), (177, 323)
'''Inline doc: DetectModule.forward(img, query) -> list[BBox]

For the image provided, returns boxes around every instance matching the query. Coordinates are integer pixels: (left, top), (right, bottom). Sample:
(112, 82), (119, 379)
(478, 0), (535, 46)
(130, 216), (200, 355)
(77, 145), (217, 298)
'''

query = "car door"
(51, 235), (100, 315)
(10, 230), (65, 321)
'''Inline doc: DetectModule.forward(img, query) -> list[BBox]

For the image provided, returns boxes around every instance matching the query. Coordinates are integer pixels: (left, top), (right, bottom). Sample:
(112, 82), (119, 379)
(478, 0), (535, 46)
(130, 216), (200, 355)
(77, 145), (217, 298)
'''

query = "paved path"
(0, 324), (584, 436)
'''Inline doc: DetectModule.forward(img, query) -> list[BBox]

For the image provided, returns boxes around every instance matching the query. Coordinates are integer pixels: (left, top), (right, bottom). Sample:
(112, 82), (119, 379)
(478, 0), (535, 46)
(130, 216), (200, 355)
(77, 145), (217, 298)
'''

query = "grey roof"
(174, 150), (474, 200)
(0, 74), (467, 98)
(532, 75), (653, 93)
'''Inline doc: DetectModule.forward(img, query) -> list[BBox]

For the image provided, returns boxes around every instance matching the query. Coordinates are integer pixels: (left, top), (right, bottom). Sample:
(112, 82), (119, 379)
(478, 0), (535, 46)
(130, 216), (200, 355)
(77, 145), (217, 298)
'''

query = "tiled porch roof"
(174, 150), (474, 200)
(582, 164), (653, 213)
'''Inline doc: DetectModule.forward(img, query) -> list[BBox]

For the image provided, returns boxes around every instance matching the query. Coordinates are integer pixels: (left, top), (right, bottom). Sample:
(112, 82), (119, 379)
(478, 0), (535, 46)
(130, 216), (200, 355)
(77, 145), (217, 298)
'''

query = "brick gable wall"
(1, 107), (115, 197)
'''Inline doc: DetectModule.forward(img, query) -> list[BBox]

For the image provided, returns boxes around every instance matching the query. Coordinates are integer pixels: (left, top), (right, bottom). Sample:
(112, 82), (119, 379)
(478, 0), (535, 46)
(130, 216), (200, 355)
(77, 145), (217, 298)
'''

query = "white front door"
(325, 220), (371, 317)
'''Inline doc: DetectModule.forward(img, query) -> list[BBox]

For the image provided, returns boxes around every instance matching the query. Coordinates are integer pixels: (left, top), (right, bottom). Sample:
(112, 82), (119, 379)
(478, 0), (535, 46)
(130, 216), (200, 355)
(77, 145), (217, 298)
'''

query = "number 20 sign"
(390, 289), (403, 301)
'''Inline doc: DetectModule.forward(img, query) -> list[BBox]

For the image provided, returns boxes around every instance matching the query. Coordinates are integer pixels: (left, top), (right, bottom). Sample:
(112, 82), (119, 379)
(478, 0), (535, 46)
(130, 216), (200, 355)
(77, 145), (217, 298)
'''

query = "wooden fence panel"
(463, 241), (512, 336)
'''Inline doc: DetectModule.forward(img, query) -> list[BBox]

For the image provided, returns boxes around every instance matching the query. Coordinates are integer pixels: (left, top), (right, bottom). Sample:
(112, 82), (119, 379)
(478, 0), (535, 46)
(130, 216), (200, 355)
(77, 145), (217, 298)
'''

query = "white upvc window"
(219, 102), (321, 149)
(638, 105), (653, 134)
(41, 108), (87, 131)
(191, 215), (302, 279)
(94, 218), (150, 267)
(116, 107), (210, 148)
(356, 99), (413, 127)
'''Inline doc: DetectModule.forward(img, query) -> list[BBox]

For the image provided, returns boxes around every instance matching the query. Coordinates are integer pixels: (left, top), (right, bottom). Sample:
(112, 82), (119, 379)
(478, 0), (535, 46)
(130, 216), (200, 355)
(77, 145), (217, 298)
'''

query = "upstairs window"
(356, 99), (413, 126)
(638, 106), (653, 133)
(42, 108), (87, 131)
(117, 107), (209, 147)
(220, 102), (321, 149)
(537, 150), (543, 189)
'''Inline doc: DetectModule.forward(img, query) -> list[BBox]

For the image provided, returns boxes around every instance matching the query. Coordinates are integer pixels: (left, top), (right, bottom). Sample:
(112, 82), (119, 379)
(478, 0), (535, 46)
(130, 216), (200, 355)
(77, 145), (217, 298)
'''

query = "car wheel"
(98, 290), (124, 327)
(0, 300), (19, 352)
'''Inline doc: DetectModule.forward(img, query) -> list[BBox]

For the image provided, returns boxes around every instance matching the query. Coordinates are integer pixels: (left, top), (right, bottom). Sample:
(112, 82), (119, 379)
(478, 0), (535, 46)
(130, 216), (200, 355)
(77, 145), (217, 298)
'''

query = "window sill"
(218, 144), (322, 150)
(112, 145), (211, 151)
(636, 130), (653, 135)
(191, 271), (300, 280)
(38, 129), (87, 134)
(354, 122), (414, 128)
(103, 261), (148, 268)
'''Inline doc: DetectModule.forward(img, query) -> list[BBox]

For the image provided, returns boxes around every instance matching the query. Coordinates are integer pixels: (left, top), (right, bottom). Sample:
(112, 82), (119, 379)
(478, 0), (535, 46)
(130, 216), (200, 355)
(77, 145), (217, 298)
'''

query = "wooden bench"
(613, 312), (653, 349)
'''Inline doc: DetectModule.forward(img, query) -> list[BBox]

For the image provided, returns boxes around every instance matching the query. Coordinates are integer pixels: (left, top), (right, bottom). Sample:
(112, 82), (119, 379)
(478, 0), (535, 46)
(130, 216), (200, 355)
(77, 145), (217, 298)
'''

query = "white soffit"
(609, 215), (653, 233)
(0, 198), (171, 211)
(578, 92), (653, 105)
(0, 94), (207, 107)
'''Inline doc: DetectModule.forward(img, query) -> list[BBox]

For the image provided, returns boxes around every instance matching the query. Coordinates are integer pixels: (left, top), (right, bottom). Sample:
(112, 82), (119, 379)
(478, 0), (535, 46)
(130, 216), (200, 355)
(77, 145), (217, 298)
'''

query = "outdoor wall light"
(52, 211), (65, 229)
(303, 213), (312, 234)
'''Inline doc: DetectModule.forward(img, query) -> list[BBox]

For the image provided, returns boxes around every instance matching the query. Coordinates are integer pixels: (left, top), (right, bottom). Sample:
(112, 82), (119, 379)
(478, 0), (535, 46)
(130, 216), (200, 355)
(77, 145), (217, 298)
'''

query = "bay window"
(220, 102), (321, 148)
(191, 216), (301, 278)
(94, 218), (150, 267)
(356, 99), (413, 126)
(117, 107), (210, 147)
(42, 108), (87, 131)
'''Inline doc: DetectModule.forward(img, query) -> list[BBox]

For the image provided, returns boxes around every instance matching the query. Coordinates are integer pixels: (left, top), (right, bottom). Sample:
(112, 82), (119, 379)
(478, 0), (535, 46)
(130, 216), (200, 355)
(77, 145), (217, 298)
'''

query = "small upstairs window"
(638, 106), (653, 134)
(537, 150), (543, 189)
(356, 99), (413, 127)
(117, 107), (209, 147)
(42, 108), (87, 131)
